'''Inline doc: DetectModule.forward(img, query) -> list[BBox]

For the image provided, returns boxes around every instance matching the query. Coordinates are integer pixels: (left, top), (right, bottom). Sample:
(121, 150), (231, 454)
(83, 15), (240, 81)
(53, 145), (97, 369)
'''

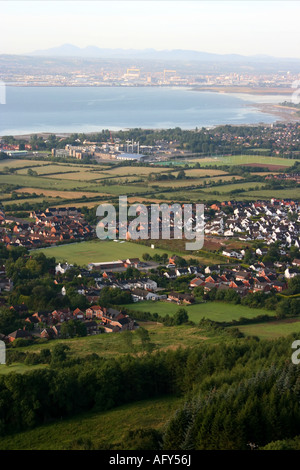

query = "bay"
(0, 86), (286, 136)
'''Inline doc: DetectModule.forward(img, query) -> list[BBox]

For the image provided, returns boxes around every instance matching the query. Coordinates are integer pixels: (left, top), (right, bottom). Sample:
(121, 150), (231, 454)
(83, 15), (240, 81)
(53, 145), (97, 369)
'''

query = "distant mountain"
(29, 44), (300, 62)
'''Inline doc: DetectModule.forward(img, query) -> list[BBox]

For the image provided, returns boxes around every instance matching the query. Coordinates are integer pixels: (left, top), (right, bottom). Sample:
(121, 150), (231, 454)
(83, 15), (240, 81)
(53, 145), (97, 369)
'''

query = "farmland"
(0, 153), (299, 210)
(183, 154), (299, 167)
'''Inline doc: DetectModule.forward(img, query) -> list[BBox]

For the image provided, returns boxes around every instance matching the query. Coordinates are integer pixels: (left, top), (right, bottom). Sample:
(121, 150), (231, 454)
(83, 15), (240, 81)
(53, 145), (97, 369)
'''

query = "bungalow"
(131, 288), (160, 302)
(175, 267), (189, 277)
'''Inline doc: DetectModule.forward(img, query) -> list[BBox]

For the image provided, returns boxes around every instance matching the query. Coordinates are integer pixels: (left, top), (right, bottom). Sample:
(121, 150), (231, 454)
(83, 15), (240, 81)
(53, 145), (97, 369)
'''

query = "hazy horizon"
(1, 1), (300, 59)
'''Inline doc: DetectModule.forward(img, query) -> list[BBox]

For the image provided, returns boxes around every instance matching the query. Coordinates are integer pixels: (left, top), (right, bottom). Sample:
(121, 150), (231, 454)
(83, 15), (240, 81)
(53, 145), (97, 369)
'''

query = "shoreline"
(248, 102), (300, 123)
(191, 86), (294, 95)
(5, 83), (295, 95)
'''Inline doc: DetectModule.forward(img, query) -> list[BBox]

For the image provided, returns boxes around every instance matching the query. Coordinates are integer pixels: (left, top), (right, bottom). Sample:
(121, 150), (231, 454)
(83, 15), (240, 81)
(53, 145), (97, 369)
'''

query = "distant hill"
(29, 44), (300, 63)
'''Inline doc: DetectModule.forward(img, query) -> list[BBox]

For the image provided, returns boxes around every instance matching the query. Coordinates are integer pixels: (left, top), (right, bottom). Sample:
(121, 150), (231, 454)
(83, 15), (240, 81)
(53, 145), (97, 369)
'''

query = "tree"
(51, 344), (70, 364)
(177, 169), (186, 180)
(287, 276), (300, 295)
(173, 308), (189, 325)
(122, 330), (135, 352)
(135, 327), (155, 353)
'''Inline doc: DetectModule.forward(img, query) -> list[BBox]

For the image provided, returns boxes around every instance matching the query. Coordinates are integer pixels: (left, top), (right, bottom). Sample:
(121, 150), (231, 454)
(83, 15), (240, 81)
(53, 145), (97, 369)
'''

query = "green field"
(0, 394), (182, 450)
(32, 240), (175, 265)
(184, 155), (300, 167)
(234, 318), (300, 339)
(0, 363), (46, 375)
(32, 239), (224, 266)
(1, 155), (298, 210)
(0, 323), (224, 371)
(123, 300), (274, 323)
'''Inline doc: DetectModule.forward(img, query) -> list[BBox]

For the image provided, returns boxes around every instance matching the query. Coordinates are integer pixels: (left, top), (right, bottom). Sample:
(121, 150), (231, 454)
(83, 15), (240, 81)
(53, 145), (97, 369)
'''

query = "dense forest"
(1, 336), (300, 450)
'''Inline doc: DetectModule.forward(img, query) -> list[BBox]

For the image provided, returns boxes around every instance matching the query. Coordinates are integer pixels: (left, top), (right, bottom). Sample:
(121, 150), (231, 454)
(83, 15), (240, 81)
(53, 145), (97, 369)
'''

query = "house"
(111, 316), (135, 331)
(101, 307), (125, 324)
(190, 277), (205, 288)
(40, 328), (56, 340)
(175, 267), (189, 277)
(73, 308), (85, 320)
(204, 265), (220, 275)
(85, 305), (103, 319)
(55, 262), (73, 274)
(83, 320), (99, 335)
(124, 258), (140, 268)
(163, 269), (177, 279)
(168, 292), (195, 304)
(103, 324), (121, 333)
(7, 329), (33, 343)
(131, 288), (160, 302)
(135, 278), (158, 291)
(284, 267), (299, 279)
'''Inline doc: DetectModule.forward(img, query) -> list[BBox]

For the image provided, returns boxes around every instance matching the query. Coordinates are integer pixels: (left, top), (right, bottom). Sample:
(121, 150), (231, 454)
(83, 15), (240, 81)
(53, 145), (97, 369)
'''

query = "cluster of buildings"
(205, 200), (299, 248)
(188, 263), (291, 296)
(210, 122), (300, 156)
(3, 305), (137, 343)
(0, 207), (94, 248)
(51, 139), (171, 162)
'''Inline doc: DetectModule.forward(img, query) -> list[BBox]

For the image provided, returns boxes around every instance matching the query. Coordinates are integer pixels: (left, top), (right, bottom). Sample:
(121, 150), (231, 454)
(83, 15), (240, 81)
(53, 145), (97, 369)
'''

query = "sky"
(1, 0), (300, 58)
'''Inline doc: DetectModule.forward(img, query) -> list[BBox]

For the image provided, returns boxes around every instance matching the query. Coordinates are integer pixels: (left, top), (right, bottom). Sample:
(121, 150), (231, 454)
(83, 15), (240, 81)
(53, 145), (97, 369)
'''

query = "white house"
(55, 262), (73, 274)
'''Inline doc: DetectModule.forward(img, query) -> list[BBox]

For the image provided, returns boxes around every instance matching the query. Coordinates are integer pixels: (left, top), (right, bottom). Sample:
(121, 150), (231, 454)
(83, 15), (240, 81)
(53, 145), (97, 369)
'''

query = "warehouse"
(115, 153), (147, 161)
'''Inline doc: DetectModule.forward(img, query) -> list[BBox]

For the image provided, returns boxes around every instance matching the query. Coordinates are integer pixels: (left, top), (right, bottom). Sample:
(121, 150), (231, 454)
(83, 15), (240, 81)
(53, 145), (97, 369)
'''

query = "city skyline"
(1, 1), (300, 59)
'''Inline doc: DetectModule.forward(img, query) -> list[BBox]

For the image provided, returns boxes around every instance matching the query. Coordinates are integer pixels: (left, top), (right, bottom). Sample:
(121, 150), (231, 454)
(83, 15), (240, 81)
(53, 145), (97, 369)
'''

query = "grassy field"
(123, 300), (274, 323)
(0, 323), (225, 371)
(32, 239), (225, 266)
(0, 363), (46, 375)
(1, 156), (298, 211)
(15, 188), (103, 198)
(234, 318), (300, 339)
(201, 181), (265, 193)
(184, 155), (300, 167)
(0, 394), (182, 450)
(32, 240), (175, 265)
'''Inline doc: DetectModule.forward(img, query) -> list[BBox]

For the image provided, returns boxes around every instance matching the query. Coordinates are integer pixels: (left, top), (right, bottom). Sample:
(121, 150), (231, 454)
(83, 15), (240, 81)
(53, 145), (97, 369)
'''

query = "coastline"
(248, 102), (300, 123)
(191, 86), (294, 95)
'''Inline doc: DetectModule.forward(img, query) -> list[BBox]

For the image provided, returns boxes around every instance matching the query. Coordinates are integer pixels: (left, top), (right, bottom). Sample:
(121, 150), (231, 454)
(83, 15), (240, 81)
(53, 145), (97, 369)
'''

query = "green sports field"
(32, 240), (175, 265)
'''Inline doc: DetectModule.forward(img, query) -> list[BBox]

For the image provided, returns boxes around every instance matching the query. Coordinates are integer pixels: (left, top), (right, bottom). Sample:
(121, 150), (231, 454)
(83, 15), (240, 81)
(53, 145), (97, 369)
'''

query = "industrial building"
(115, 153), (147, 161)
